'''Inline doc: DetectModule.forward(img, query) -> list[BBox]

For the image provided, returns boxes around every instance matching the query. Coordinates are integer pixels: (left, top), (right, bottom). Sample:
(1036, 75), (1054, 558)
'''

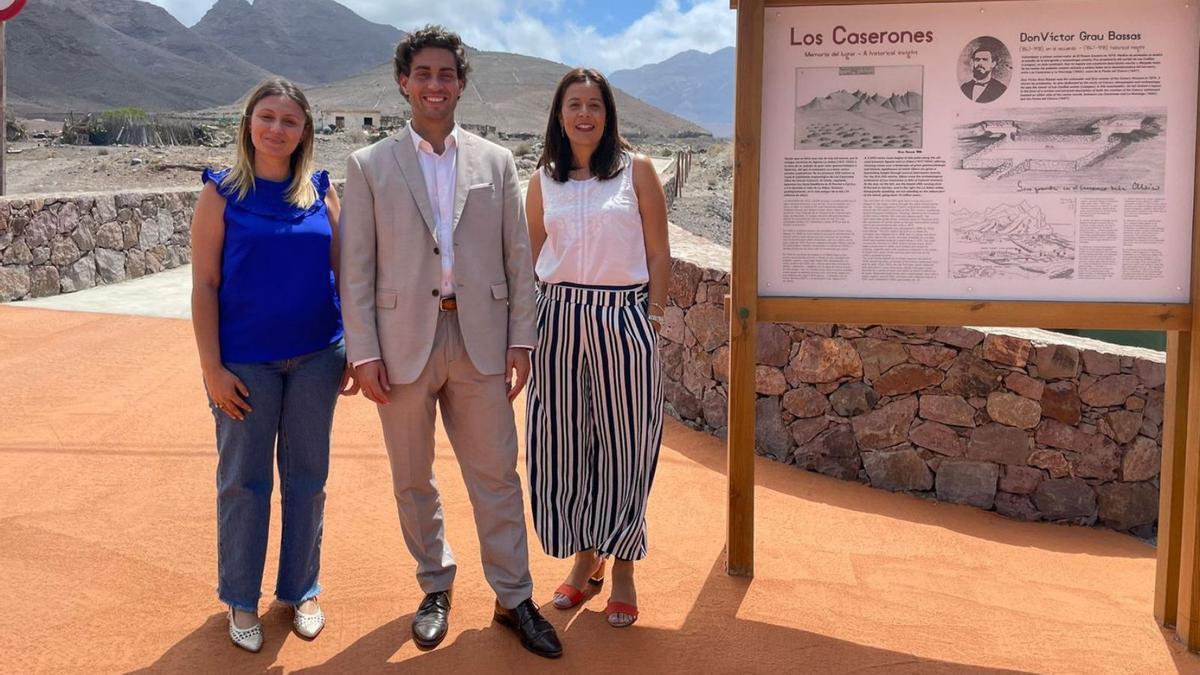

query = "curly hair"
(393, 25), (471, 95)
(970, 36), (1007, 66)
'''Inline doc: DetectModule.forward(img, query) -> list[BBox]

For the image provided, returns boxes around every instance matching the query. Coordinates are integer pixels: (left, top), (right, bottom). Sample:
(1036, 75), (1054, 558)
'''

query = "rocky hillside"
(304, 50), (711, 139)
(192, 0), (404, 85)
(7, 0), (273, 114)
(610, 47), (735, 137)
(7, 0), (709, 140)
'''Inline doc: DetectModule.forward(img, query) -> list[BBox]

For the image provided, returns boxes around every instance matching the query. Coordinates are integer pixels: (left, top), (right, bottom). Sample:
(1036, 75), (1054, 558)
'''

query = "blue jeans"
(211, 339), (345, 612)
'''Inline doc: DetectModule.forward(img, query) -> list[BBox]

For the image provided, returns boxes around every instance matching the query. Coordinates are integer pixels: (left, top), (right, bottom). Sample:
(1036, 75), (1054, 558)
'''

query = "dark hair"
(970, 37), (1005, 64)
(538, 67), (631, 183)
(393, 25), (471, 97)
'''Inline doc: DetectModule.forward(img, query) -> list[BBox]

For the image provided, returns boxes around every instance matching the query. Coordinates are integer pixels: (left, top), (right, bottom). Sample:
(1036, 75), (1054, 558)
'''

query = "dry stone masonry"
(0, 189), (197, 301)
(1, 161), (687, 304)
(661, 257), (1166, 538)
(0, 169), (1166, 539)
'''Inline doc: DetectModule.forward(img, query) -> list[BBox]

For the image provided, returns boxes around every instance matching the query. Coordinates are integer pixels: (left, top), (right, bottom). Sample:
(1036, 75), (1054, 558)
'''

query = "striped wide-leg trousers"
(526, 282), (664, 561)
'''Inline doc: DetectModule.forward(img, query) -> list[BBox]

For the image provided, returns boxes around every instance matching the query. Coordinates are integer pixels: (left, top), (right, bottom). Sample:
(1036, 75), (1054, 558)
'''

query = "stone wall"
(660, 257), (1166, 537)
(0, 176), (1167, 537)
(0, 157), (689, 303)
(0, 189), (197, 301)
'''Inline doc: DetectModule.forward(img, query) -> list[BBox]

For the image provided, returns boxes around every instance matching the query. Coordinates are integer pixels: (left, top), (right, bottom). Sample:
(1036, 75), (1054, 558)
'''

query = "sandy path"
(0, 305), (1195, 673)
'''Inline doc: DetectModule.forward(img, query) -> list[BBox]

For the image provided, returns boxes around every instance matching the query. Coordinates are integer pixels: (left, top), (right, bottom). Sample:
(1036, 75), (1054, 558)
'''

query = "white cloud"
(145, 0), (735, 72)
(459, 1), (737, 72)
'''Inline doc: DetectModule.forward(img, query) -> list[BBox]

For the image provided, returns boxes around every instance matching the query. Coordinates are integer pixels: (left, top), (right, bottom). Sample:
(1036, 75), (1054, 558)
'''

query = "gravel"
(667, 143), (733, 248)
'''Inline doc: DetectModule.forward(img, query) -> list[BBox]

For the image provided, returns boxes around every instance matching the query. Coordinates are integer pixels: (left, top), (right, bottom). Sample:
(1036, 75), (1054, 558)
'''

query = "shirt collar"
(411, 124), (460, 157)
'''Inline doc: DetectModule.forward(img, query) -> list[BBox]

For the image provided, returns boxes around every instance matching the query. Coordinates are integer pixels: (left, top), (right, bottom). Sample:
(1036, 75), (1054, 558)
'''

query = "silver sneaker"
(293, 602), (325, 640)
(227, 608), (263, 653)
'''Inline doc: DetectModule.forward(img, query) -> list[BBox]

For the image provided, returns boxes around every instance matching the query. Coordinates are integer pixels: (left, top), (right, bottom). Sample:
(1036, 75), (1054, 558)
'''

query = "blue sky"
(565, 0), (650, 35)
(146, 0), (736, 73)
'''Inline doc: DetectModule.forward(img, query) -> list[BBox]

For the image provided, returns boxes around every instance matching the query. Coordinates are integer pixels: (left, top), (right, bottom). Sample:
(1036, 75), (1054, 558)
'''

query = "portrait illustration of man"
(961, 37), (1010, 103)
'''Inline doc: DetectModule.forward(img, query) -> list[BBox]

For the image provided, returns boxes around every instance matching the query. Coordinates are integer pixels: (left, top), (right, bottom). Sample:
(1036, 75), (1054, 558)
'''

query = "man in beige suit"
(339, 26), (562, 659)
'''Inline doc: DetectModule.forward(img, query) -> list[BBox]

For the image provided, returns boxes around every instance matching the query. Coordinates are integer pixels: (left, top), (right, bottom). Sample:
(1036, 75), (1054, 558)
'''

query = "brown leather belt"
(439, 296), (457, 312)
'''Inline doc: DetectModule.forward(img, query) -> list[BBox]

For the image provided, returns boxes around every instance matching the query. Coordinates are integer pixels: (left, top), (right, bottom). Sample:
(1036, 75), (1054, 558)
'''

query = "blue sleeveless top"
(202, 168), (343, 363)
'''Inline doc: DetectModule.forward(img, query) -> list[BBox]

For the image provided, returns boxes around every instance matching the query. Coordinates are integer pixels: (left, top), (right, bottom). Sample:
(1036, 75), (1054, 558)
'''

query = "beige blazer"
(339, 127), (537, 384)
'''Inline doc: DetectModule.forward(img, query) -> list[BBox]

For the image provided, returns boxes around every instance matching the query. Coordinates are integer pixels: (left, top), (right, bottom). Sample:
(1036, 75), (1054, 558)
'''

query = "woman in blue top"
(190, 78), (356, 653)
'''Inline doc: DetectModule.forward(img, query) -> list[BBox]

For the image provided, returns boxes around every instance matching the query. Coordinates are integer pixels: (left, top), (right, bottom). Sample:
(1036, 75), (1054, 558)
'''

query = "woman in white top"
(524, 67), (671, 628)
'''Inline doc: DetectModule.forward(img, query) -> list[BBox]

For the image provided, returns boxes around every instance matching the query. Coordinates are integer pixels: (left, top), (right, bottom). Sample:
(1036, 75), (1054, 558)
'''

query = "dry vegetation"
(4, 118), (712, 197)
(4, 123), (373, 195)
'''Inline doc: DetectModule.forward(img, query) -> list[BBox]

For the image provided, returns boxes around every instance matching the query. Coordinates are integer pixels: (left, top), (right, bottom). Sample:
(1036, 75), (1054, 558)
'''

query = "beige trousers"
(376, 311), (533, 609)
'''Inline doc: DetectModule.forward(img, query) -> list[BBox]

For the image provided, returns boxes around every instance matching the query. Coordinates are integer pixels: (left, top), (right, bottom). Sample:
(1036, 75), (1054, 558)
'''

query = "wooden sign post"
(0, 0), (28, 196)
(728, 0), (1200, 650)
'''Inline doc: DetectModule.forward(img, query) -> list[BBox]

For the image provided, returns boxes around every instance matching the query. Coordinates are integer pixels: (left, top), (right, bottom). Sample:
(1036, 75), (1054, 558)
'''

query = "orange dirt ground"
(0, 305), (1197, 673)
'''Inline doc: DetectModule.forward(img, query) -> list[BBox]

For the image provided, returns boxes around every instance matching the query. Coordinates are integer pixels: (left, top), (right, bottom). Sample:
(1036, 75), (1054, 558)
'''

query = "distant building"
(460, 122), (498, 137)
(380, 115), (406, 129)
(315, 109), (381, 131)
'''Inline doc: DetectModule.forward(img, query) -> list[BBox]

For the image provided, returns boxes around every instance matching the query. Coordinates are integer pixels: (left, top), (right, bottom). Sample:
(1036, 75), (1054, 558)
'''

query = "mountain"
(800, 91), (862, 112)
(881, 92), (922, 113)
(800, 89), (922, 114)
(954, 202), (1050, 238)
(192, 0), (404, 85)
(6, 0), (708, 140)
(609, 47), (734, 137)
(7, 0), (274, 114)
(303, 50), (711, 138)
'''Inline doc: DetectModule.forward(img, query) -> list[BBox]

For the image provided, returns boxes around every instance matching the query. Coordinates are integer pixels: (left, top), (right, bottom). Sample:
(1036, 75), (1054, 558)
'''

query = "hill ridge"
(609, 47), (734, 137)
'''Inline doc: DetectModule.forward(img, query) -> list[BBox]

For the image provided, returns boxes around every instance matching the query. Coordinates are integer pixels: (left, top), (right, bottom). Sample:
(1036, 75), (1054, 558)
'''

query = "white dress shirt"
(412, 125), (459, 297)
(353, 126), (529, 368)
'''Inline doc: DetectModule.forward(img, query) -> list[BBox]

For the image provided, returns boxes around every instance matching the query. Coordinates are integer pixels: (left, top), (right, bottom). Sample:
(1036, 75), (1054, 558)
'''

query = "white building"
(315, 109), (381, 131)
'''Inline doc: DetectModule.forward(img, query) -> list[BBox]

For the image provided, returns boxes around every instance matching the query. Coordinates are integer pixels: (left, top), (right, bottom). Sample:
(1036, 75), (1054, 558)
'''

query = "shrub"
(101, 107), (149, 123)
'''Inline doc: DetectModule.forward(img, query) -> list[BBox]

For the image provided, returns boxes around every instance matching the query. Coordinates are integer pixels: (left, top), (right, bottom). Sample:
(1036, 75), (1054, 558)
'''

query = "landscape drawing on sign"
(793, 65), (923, 150)
(949, 198), (1076, 280)
(954, 108), (1166, 193)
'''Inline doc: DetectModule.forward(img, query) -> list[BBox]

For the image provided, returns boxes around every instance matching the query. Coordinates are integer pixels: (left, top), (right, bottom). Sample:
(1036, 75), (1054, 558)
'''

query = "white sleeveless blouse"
(535, 153), (649, 286)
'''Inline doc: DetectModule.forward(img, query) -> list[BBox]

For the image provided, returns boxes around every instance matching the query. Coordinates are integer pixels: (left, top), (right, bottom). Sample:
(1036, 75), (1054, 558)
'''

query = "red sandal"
(604, 600), (639, 627)
(552, 559), (606, 609)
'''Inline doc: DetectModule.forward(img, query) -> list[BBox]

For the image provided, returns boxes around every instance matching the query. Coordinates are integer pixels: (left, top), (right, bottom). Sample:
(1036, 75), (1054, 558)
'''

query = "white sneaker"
(227, 608), (263, 653)
(293, 602), (325, 640)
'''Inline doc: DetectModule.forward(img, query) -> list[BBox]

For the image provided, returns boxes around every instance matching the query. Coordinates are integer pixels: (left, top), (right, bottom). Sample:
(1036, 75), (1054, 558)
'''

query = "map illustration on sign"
(949, 198), (1076, 280)
(953, 108), (1166, 192)
(793, 66), (924, 150)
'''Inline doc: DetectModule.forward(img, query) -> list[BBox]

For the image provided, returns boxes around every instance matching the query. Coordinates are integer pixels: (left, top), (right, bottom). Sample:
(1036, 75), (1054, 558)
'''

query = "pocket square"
(468, 181), (495, 191)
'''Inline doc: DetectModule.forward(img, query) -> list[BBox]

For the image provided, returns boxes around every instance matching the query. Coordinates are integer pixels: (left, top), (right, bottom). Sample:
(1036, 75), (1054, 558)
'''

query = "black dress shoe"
(412, 590), (451, 650)
(493, 598), (563, 659)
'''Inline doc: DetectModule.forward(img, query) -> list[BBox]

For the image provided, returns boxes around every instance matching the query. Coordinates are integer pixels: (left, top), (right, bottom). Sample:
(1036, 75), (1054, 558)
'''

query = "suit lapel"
(391, 127), (437, 238)
(451, 131), (471, 231)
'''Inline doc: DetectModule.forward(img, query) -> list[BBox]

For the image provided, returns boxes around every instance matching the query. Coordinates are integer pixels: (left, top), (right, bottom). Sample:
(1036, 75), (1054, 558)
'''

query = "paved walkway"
(1, 159), (1193, 672)
(12, 264), (193, 318)
(11, 158), (728, 320)
(10, 219), (727, 319)
(0, 303), (1194, 673)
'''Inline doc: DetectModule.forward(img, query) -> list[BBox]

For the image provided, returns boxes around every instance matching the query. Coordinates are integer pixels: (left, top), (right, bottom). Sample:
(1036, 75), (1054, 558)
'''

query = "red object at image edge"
(0, 0), (26, 22)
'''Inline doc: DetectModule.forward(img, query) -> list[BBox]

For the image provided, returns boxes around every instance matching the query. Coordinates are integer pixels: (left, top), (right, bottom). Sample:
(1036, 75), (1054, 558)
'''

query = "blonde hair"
(223, 78), (317, 208)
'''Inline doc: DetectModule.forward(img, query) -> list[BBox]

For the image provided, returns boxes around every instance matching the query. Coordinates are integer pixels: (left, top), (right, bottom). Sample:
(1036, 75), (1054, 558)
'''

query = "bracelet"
(648, 314), (664, 324)
(649, 302), (666, 312)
